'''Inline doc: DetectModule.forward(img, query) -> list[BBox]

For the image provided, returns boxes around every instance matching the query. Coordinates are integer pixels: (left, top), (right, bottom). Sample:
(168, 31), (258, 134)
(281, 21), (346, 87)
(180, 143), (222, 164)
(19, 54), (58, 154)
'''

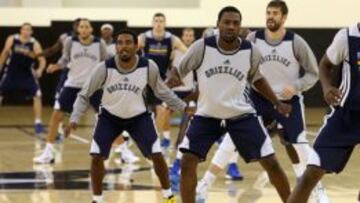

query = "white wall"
(0, 0), (358, 27)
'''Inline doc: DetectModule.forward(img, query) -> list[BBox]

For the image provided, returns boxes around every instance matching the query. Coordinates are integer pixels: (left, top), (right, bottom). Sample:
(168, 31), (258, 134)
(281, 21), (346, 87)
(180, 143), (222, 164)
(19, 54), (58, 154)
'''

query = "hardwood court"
(0, 106), (359, 203)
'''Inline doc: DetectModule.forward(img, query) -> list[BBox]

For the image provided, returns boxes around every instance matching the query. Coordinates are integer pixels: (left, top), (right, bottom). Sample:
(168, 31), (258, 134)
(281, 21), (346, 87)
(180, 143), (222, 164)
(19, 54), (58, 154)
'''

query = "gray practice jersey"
(58, 36), (108, 88)
(247, 30), (318, 99)
(171, 49), (195, 92)
(70, 56), (186, 122)
(176, 36), (263, 119)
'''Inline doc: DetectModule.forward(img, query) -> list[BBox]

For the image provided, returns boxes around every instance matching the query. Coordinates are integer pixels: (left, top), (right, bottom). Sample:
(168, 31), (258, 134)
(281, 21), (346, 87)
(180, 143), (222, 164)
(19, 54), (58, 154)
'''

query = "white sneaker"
(196, 179), (209, 203)
(33, 148), (55, 164)
(116, 147), (139, 164)
(312, 183), (330, 203)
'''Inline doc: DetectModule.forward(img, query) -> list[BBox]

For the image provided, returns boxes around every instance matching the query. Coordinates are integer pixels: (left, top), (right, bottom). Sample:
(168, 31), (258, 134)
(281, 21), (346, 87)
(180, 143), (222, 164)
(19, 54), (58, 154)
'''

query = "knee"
(91, 155), (104, 165)
(180, 153), (199, 173)
(300, 166), (324, 184)
(52, 110), (63, 120)
(149, 153), (163, 163)
(262, 156), (282, 174)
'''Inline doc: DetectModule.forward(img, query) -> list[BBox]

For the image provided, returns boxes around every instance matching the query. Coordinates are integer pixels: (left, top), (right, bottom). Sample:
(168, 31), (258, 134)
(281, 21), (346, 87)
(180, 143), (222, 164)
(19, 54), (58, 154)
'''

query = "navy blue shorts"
(55, 87), (102, 114)
(0, 69), (40, 97)
(179, 114), (274, 162)
(174, 91), (192, 100)
(250, 90), (307, 144)
(145, 88), (162, 106)
(308, 107), (360, 173)
(90, 108), (161, 159)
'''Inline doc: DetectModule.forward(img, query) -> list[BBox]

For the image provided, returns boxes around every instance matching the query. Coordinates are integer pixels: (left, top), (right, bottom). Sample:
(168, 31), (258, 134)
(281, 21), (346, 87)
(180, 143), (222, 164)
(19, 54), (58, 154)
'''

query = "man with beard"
(167, 6), (292, 203)
(100, 23), (140, 164)
(287, 22), (360, 203)
(66, 29), (189, 203)
(246, 1), (330, 202)
(33, 18), (108, 164)
(38, 18), (81, 140)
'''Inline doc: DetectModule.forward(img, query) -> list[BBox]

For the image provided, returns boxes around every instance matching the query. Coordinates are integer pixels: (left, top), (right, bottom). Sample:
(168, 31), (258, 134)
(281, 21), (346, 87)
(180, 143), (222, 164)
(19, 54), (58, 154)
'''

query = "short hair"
(217, 6), (242, 22)
(21, 22), (32, 28)
(116, 29), (138, 44)
(153, 12), (166, 20)
(182, 27), (194, 34)
(267, 0), (288, 15)
(79, 18), (90, 22)
(73, 18), (82, 24)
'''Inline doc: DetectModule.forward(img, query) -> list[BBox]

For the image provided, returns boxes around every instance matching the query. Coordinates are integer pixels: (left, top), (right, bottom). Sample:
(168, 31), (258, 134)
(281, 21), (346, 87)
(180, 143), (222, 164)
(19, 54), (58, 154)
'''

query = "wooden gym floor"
(0, 106), (359, 203)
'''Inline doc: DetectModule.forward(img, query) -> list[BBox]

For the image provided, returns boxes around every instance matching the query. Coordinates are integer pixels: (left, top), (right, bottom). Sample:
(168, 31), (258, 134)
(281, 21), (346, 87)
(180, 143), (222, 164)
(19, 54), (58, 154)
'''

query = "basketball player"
(33, 18), (108, 164)
(43, 18), (80, 83)
(167, 27), (196, 173)
(138, 12), (188, 151)
(247, 1), (329, 202)
(100, 23), (116, 57)
(38, 18), (81, 140)
(0, 23), (46, 134)
(198, 1), (329, 202)
(287, 22), (360, 203)
(167, 6), (292, 203)
(100, 23), (140, 164)
(66, 30), (189, 203)
(173, 28), (247, 197)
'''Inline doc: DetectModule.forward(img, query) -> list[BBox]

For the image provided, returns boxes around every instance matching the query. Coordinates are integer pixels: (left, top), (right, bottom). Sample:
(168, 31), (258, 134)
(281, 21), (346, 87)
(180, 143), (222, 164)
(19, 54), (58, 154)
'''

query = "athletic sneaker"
(161, 138), (171, 150)
(33, 147), (55, 164)
(170, 159), (181, 175)
(114, 146), (140, 164)
(164, 195), (176, 203)
(226, 163), (244, 181)
(35, 123), (44, 134)
(312, 183), (330, 203)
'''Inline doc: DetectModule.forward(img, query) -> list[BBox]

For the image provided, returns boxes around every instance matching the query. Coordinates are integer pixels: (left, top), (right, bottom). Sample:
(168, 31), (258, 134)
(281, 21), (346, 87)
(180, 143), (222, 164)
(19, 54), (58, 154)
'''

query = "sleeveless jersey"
(6, 34), (36, 78)
(195, 36), (255, 119)
(101, 57), (149, 118)
(254, 30), (300, 99)
(65, 36), (102, 88)
(143, 30), (172, 79)
(340, 24), (360, 109)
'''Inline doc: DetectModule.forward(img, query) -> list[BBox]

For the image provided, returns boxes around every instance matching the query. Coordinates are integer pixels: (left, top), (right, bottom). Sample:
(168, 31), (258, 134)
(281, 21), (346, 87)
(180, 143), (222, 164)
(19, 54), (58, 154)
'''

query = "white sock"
(292, 163), (305, 179)
(35, 118), (42, 124)
(228, 151), (238, 163)
(212, 148), (235, 169)
(46, 143), (54, 151)
(163, 131), (171, 140)
(292, 143), (312, 178)
(117, 142), (127, 152)
(161, 188), (173, 198)
(176, 149), (183, 159)
(92, 195), (103, 203)
(203, 171), (216, 186)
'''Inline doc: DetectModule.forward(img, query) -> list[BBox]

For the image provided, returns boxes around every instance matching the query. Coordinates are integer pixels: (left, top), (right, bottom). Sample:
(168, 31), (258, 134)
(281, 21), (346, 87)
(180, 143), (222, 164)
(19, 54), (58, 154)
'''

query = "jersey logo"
(123, 77), (129, 82)
(205, 65), (245, 82)
(271, 49), (277, 54)
(223, 59), (231, 65)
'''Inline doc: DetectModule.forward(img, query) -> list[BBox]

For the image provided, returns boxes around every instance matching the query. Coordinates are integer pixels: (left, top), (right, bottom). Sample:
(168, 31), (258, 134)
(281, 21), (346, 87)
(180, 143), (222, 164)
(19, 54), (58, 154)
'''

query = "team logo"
(223, 59), (231, 65)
